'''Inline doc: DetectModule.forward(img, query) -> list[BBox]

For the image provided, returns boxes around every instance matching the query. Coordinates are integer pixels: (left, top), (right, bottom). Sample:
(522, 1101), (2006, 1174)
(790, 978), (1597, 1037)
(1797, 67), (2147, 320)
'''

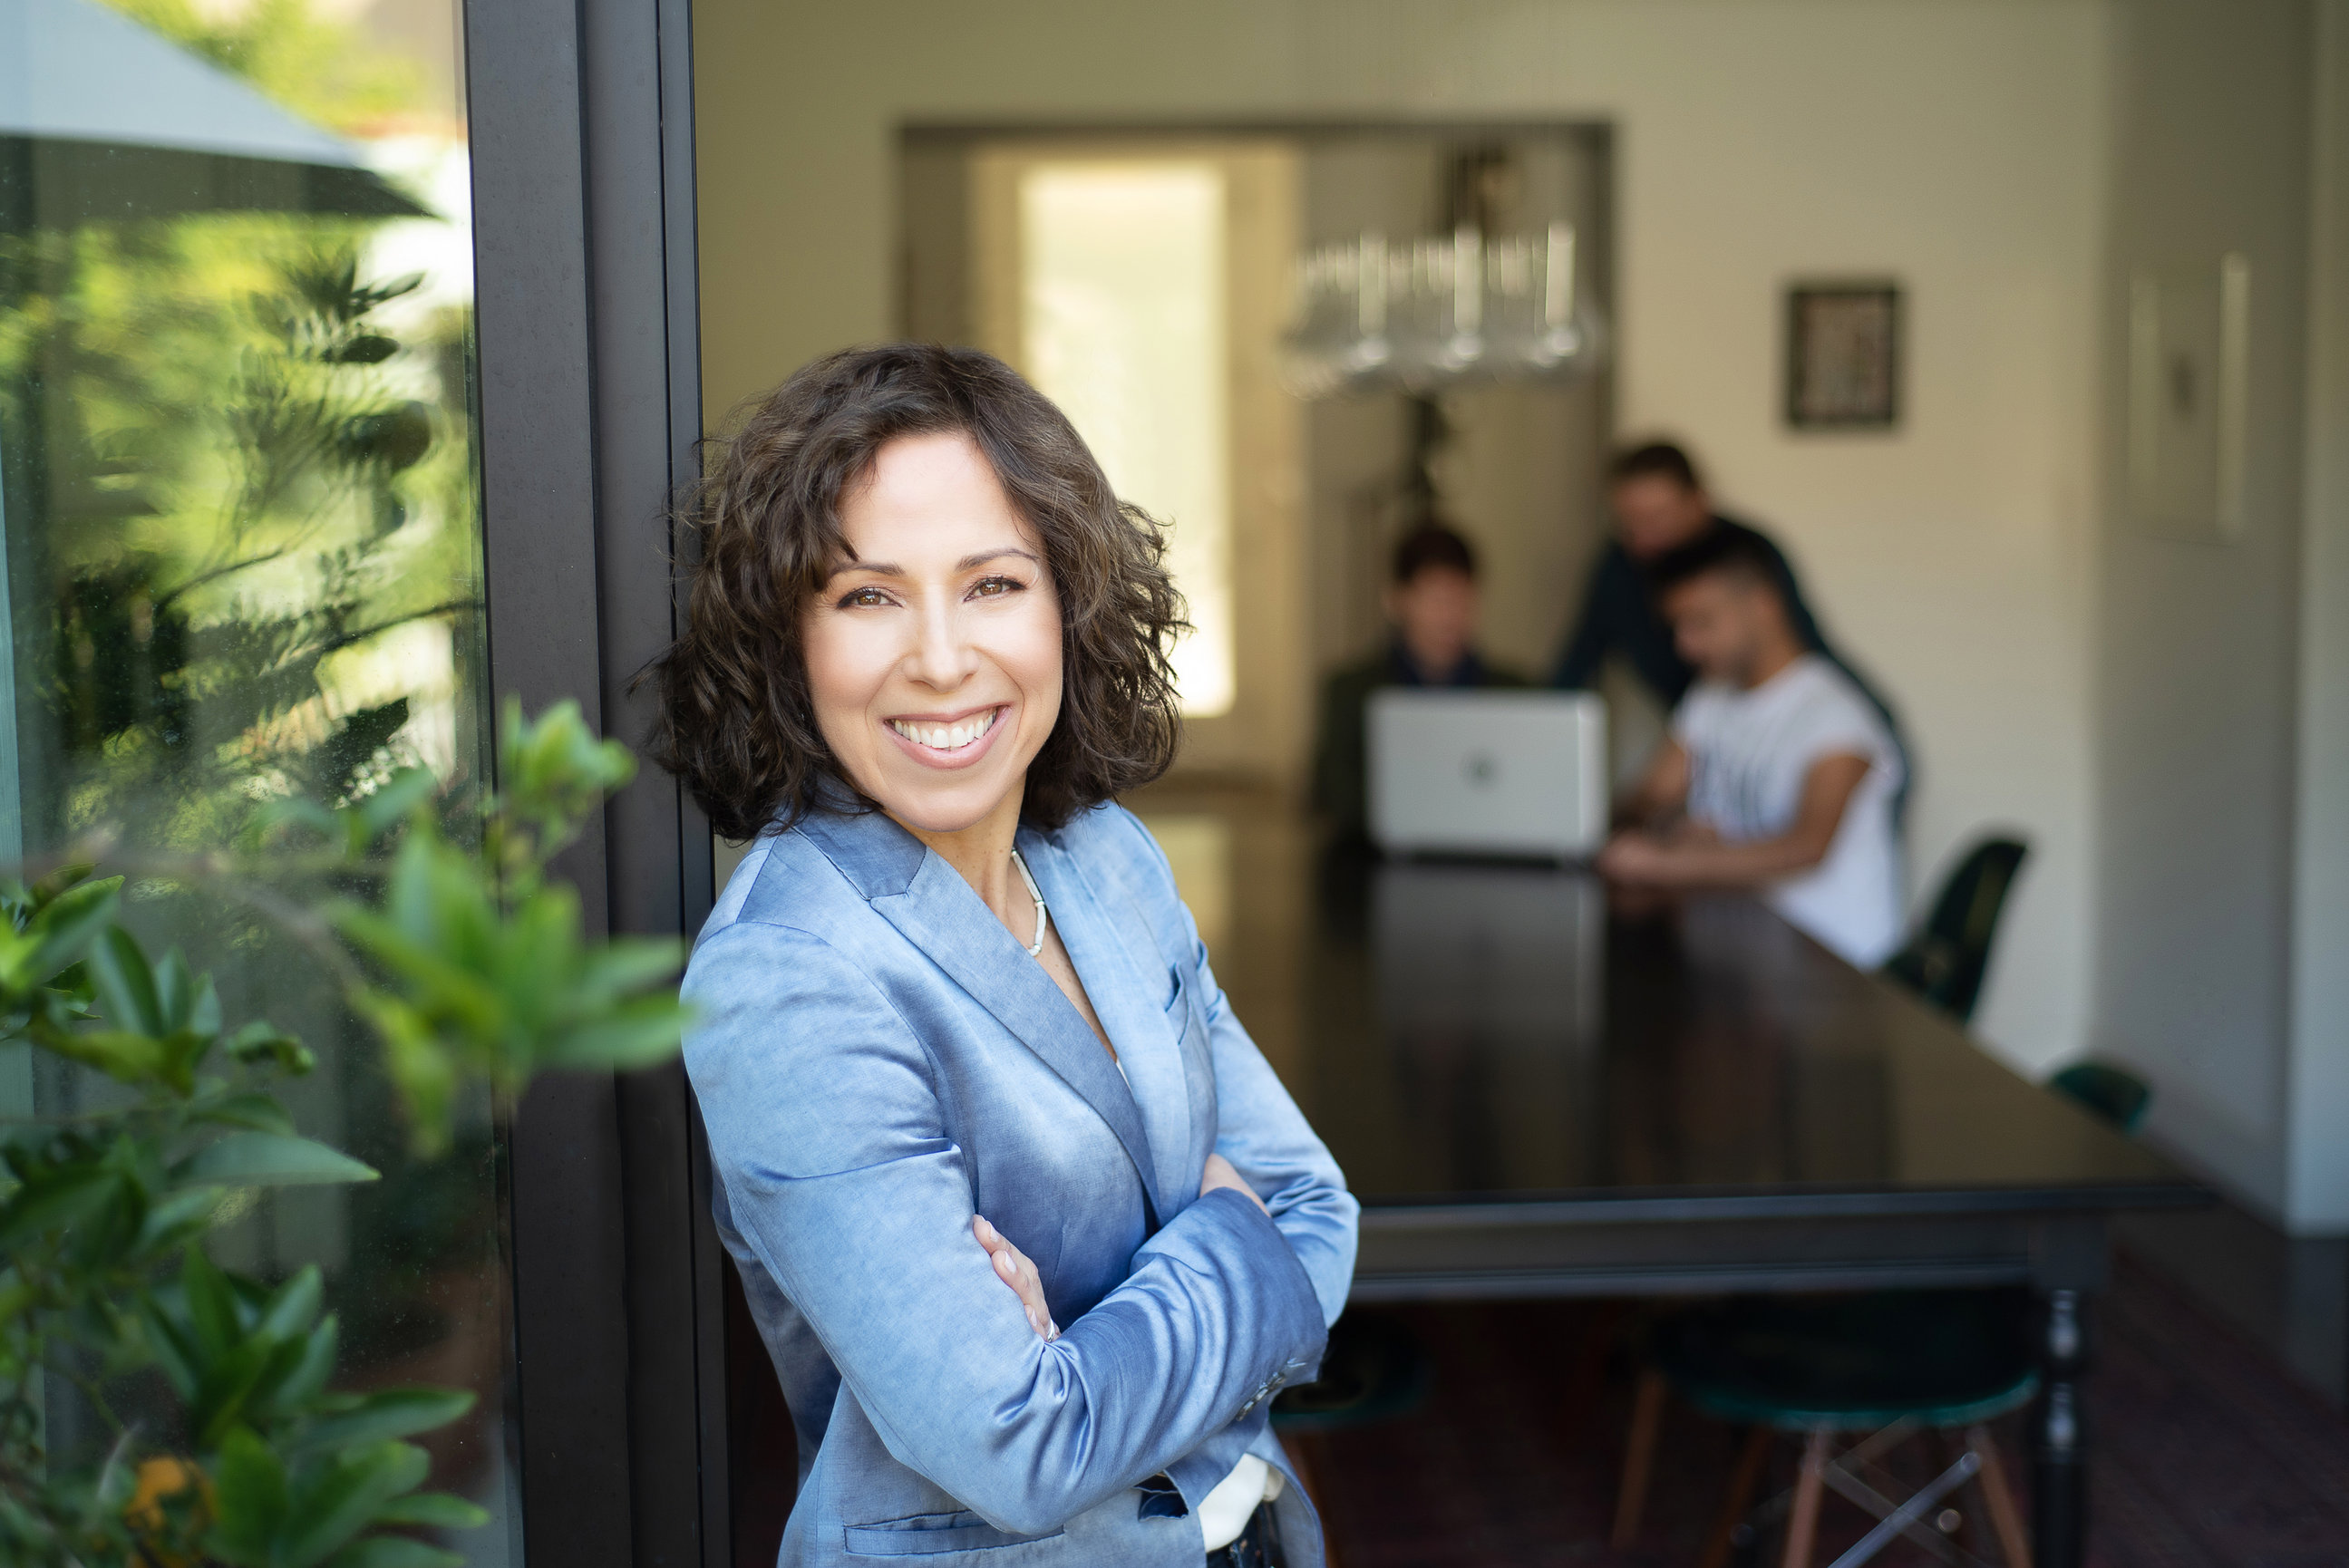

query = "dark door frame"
(463, 0), (720, 1563)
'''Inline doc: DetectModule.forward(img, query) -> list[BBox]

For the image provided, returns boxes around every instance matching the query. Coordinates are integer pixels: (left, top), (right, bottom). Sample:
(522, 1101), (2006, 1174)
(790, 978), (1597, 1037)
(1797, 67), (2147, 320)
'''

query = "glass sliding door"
(0, 0), (515, 1560)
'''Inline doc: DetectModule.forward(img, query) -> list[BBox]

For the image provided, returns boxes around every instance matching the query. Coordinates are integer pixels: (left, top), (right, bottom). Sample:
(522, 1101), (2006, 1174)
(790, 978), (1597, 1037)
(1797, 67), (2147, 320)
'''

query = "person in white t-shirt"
(1596, 528), (1906, 965)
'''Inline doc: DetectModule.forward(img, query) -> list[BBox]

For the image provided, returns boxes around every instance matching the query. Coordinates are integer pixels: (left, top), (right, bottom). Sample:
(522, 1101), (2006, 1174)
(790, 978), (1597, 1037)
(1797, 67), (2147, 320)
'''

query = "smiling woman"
(801, 433), (1066, 837)
(651, 345), (1186, 839)
(645, 344), (1358, 1568)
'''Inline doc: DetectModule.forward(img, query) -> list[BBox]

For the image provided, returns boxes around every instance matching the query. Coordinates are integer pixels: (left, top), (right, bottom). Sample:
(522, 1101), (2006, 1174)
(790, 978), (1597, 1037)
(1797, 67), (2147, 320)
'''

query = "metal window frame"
(462, 0), (719, 1563)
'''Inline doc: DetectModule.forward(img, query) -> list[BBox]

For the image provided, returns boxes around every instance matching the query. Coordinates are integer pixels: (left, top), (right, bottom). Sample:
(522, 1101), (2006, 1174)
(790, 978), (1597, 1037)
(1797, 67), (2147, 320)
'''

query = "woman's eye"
(969, 576), (1023, 599)
(837, 586), (891, 608)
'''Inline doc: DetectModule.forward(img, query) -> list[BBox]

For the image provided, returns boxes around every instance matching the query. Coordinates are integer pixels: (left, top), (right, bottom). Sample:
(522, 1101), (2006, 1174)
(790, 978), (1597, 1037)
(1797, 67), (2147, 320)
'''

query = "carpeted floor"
(1296, 1252), (2349, 1567)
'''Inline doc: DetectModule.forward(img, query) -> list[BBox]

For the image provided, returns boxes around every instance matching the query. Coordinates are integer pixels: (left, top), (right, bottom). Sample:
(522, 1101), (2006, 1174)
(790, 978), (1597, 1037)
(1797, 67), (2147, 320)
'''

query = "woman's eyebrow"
(956, 547), (1041, 571)
(822, 547), (1037, 586)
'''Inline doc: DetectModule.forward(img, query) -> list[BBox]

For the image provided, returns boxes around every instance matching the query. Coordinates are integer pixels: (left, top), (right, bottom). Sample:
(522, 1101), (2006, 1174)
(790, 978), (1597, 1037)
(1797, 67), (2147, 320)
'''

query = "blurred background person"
(1599, 528), (1906, 966)
(1554, 440), (1909, 816)
(1312, 522), (1529, 842)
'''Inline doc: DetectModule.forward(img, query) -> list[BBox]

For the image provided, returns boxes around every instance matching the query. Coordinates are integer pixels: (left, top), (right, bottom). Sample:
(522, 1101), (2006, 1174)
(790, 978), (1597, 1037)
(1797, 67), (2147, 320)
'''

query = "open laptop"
(1366, 689), (1607, 861)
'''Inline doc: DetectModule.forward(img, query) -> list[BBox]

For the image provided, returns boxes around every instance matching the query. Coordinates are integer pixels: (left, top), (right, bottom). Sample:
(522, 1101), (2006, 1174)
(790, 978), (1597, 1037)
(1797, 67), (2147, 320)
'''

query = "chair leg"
(1780, 1429), (1830, 1568)
(1611, 1369), (1669, 1547)
(1697, 1426), (1773, 1568)
(1923, 1428), (1976, 1554)
(1966, 1425), (2032, 1568)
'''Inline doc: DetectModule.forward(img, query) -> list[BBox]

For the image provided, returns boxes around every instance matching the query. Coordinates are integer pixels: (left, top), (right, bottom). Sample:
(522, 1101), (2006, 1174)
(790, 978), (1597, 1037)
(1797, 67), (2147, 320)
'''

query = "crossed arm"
(686, 917), (1351, 1535)
(976, 1152), (1267, 1339)
(1597, 738), (1871, 888)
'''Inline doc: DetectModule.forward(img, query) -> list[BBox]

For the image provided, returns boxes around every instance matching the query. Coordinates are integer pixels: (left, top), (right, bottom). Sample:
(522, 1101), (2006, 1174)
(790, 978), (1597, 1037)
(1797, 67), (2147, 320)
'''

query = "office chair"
(1613, 1292), (2037, 1568)
(1882, 837), (2029, 1024)
(2048, 1060), (2152, 1134)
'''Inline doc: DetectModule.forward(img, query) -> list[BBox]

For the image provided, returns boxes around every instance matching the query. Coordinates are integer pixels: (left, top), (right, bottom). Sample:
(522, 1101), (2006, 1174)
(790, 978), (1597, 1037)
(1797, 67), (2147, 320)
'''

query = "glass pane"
(0, 0), (513, 1560)
(1017, 162), (1235, 717)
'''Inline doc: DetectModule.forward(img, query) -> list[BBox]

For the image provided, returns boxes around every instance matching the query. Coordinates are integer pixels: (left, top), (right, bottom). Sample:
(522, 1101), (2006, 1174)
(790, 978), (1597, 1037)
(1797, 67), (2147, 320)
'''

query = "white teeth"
(890, 710), (998, 752)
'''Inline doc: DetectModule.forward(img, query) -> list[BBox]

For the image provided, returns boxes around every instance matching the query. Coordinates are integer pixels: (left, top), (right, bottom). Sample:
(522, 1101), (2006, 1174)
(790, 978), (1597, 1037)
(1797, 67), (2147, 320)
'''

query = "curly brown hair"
(645, 344), (1189, 841)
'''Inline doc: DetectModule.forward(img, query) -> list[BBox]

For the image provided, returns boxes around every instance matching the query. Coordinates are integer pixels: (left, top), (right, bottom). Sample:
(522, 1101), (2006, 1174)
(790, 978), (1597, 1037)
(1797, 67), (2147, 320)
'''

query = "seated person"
(1311, 522), (1527, 840)
(1597, 528), (1906, 967)
(1552, 440), (1908, 807)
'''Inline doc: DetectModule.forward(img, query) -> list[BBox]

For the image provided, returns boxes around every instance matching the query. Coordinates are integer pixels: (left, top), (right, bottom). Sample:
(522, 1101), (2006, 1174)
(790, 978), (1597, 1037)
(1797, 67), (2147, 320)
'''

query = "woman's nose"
(908, 596), (975, 689)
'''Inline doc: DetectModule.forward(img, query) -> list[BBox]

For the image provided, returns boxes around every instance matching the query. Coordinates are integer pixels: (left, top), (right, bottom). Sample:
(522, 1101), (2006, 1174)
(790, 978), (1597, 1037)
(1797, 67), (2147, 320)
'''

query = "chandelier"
(1283, 220), (1608, 399)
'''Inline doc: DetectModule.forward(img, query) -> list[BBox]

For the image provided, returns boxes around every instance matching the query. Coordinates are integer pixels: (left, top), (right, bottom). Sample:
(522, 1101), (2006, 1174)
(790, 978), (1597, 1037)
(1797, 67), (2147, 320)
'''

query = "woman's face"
(803, 431), (1064, 836)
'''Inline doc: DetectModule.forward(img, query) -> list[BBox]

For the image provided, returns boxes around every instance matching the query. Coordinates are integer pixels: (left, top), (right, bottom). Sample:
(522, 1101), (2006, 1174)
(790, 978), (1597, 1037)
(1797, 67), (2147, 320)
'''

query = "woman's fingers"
(973, 1215), (1058, 1341)
(1199, 1151), (1272, 1215)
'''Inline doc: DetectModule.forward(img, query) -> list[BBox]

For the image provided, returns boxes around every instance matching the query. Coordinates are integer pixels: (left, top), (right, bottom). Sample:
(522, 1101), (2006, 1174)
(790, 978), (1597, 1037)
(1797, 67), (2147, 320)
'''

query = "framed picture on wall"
(1785, 282), (1901, 430)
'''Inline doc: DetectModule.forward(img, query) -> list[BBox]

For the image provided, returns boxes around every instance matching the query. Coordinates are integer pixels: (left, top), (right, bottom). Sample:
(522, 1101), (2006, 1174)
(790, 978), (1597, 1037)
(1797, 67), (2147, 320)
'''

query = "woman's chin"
(869, 769), (1021, 837)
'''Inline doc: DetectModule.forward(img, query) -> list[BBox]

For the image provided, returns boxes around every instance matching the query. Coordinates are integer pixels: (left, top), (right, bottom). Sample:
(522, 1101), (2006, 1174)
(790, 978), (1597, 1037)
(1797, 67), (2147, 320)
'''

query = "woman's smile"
(885, 702), (1008, 767)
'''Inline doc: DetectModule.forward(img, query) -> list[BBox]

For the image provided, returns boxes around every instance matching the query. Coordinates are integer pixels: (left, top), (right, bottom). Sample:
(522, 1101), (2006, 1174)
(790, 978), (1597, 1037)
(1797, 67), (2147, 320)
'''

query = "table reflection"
(1353, 862), (1603, 1196)
(1259, 835), (2174, 1207)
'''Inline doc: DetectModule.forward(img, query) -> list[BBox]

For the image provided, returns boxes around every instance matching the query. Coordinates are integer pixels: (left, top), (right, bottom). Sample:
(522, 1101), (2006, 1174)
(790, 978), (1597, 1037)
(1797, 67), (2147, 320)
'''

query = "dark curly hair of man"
(644, 343), (1189, 842)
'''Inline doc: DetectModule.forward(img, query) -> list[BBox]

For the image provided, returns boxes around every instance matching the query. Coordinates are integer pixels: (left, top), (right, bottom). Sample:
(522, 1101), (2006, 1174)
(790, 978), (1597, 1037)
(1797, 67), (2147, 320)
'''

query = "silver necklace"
(1010, 849), (1050, 958)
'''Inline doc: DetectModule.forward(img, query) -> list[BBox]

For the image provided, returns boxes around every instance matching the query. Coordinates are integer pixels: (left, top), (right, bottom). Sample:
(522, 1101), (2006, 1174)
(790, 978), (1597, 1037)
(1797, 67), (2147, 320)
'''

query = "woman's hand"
(1200, 1151), (1269, 1216)
(973, 1215), (1057, 1341)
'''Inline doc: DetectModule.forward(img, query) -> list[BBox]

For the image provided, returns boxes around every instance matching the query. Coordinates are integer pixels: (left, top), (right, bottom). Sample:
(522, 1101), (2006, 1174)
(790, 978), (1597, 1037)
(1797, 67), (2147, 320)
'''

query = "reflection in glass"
(1, 0), (514, 1559)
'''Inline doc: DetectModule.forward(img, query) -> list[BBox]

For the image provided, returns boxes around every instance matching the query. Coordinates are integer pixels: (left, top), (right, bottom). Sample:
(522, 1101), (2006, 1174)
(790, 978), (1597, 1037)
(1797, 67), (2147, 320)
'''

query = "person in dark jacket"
(1313, 523), (1528, 841)
(1552, 441), (1909, 815)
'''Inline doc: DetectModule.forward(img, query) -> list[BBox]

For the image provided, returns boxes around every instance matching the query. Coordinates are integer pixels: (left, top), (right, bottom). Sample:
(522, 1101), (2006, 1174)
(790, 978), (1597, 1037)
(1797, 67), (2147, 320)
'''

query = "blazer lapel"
(796, 808), (1165, 1220)
(1016, 828), (1195, 1219)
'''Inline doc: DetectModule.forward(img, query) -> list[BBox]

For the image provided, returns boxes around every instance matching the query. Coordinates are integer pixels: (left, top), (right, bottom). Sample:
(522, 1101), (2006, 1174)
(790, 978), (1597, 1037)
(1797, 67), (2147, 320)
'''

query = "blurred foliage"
(96, 0), (425, 135)
(0, 221), (480, 854)
(0, 5), (544, 1563)
(0, 702), (688, 1567)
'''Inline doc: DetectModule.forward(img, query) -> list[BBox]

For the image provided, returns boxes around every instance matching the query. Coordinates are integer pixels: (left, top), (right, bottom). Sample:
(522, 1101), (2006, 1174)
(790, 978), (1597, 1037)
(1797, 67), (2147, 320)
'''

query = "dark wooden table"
(1175, 821), (2211, 1568)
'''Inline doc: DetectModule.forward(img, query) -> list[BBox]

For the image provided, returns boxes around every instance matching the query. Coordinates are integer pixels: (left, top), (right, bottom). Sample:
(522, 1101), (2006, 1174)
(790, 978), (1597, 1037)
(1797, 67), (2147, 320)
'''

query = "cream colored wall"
(696, 0), (2111, 1071)
(2092, 0), (2326, 1226)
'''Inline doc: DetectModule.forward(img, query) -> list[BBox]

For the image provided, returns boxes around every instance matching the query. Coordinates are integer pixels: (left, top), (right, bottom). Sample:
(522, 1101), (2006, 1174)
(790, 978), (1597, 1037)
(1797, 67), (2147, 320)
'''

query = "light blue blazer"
(684, 798), (1360, 1566)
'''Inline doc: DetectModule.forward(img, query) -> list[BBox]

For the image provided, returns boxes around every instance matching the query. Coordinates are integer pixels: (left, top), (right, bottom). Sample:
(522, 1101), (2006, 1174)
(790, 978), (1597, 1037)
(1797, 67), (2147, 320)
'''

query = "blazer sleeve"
(684, 918), (1331, 1538)
(1114, 811), (1361, 1327)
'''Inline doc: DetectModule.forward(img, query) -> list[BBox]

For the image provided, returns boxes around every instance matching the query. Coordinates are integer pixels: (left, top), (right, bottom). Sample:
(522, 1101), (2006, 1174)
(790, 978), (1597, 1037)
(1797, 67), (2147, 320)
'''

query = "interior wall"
(695, 0), (2111, 1071)
(2093, 0), (2315, 1221)
(2289, 0), (2349, 1234)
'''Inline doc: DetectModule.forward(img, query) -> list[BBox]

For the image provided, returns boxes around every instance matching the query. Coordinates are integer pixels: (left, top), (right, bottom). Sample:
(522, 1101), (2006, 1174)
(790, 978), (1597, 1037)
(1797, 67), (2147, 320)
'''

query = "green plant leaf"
(279, 1437), (430, 1567)
(370, 1490), (488, 1529)
(177, 1133), (380, 1188)
(38, 1028), (170, 1085)
(206, 1424), (289, 1563)
(153, 949), (199, 1033)
(348, 992), (460, 1157)
(194, 1341), (275, 1451)
(354, 767), (441, 846)
(545, 993), (690, 1073)
(577, 934), (690, 998)
(225, 1019), (315, 1074)
(141, 1288), (204, 1400)
(0, 1166), (124, 1249)
(3, 874), (122, 993)
(257, 1265), (325, 1341)
(136, 1186), (225, 1252)
(301, 1387), (475, 1452)
(324, 1536), (466, 1568)
(194, 1091), (298, 1136)
(87, 925), (166, 1038)
(183, 1246), (245, 1359)
(262, 1312), (341, 1417)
